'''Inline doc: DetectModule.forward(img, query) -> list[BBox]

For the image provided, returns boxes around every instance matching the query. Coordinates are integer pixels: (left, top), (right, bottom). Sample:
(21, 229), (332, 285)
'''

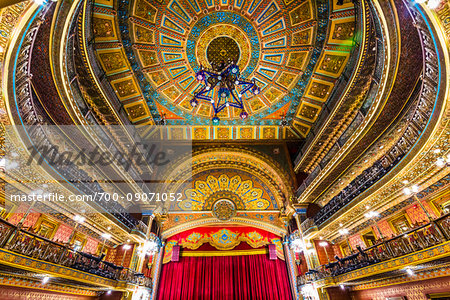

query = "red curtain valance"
(163, 227), (284, 263)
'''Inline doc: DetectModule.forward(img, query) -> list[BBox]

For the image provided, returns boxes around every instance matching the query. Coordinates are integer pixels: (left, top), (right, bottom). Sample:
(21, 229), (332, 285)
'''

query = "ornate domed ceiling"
(91, 0), (357, 139)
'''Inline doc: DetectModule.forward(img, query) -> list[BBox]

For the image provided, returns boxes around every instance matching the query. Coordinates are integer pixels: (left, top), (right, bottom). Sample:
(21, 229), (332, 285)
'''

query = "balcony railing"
(0, 218), (151, 288)
(298, 213), (450, 286)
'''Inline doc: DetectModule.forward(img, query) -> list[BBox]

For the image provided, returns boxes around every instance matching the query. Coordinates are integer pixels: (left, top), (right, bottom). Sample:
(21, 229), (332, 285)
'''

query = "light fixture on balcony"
(319, 241), (330, 263)
(138, 233), (162, 257)
(338, 228), (349, 235)
(338, 228), (352, 253)
(436, 154), (450, 168)
(121, 244), (132, 266)
(100, 233), (112, 253)
(73, 215), (85, 223)
(403, 184), (433, 222)
(190, 61), (259, 124)
(406, 268), (414, 276)
(364, 211), (380, 219)
(42, 276), (50, 284)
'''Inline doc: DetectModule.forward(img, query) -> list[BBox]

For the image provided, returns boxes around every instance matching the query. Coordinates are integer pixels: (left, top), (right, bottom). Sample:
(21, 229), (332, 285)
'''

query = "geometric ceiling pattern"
(92, 0), (356, 139)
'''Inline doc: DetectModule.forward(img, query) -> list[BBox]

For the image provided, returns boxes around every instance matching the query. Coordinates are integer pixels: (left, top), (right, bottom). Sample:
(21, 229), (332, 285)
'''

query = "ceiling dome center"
(206, 36), (241, 67)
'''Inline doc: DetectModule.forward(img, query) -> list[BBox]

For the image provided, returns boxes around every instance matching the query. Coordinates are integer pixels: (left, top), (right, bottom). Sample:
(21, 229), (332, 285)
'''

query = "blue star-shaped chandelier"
(189, 61), (260, 124)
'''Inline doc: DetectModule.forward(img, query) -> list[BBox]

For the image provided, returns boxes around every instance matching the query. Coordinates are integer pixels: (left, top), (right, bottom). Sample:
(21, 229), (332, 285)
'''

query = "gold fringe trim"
(180, 249), (268, 257)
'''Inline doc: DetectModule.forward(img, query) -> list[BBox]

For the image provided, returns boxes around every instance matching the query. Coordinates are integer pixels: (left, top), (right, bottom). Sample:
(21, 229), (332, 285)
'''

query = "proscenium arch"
(161, 217), (286, 239)
(157, 146), (294, 212)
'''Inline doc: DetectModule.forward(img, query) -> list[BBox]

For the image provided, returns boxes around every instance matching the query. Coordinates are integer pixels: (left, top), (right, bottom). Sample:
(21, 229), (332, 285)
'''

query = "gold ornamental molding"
(295, 0), (396, 202)
(161, 217), (286, 239)
(335, 240), (450, 284)
(0, 272), (99, 296)
(0, 248), (117, 288)
(303, 1), (450, 239)
(351, 265), (450, 291)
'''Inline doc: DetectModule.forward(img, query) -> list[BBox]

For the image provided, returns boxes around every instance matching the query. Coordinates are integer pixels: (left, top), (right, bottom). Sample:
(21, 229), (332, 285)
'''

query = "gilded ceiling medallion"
(212, 199), (237, 221)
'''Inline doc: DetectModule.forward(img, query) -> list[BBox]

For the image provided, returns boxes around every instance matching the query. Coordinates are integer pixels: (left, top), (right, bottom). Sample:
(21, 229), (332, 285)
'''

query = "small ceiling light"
(339, 228), (349, 235)
(436, 158), (445, 167)
(319, 241), (328, 247)
(102, 233), (112, 239)
(42, 276), (50, 284)
(433, 149), (441, 154)
(406, 268), (414, 276)
(365, 205), (370, 210)
(106, 290), (112, 295)
(411, 185), (419, 193)
(340, 284), (345, 289)
(364, 211), (380, 219)
(403, 187), (411, 195)
(339, 223), (343, 227)
(427, 0), (441, 9)
(74, 215), (85, 223)
(123, 244), (132, 250)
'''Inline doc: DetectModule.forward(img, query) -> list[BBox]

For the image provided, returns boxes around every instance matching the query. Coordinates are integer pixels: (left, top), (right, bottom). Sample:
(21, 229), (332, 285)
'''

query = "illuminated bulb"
(190, 98), (198, 107)
(411, 185), (419, 193)
(42, 277), (50, 284)
(427, 0), (440, 9)
(7, 160), (19, 170)
(433, 149), (441, 154)
(319, 241), (328, 247)
(74, 215), (85, 223)
(123, 244), (132, 250)
(339, 228), (349, 235)
(365, 211), (380, 219)
(340, 284), (345, 290)
(102, 233), (112, 239)
(406, 268), (414, 276)
(403, 187), (412, 195)
(436, 158), (445, 167)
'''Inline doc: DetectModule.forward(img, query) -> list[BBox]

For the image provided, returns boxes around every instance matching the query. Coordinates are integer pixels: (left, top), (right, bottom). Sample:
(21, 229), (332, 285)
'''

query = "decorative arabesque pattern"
(177, 174), (273, 211)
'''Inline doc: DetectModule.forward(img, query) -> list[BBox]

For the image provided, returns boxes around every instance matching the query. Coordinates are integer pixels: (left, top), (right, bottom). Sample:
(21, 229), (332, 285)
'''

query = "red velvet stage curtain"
(157, 251), (293, 300)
